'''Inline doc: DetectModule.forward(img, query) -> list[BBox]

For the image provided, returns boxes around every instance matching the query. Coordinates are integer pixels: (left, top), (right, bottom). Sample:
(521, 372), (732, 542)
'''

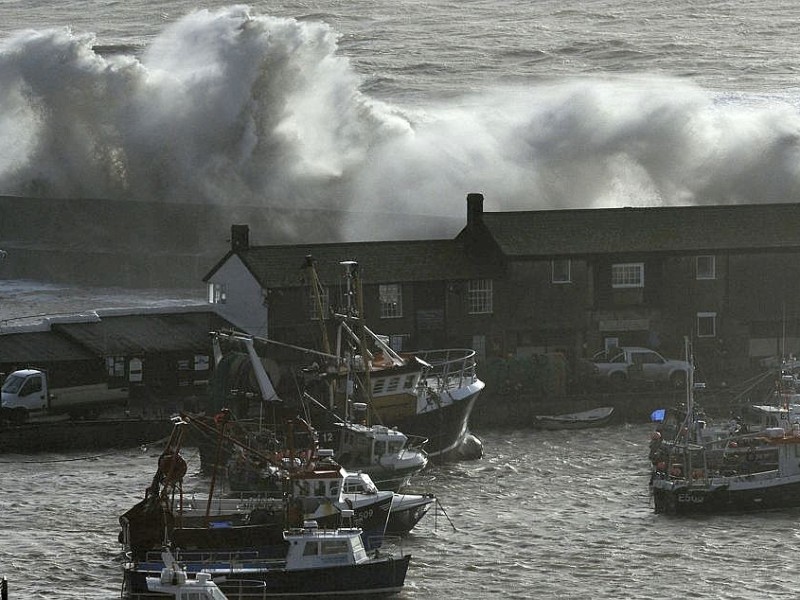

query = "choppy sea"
(3, 1), (800, 597)
(4, 425), (800, 599)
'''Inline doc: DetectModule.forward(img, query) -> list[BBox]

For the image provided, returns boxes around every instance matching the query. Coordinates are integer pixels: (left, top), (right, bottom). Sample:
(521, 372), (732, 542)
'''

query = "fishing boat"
(532, 406), (615, 430)
(651, 339), (800, 515)
(200, 332), (430, 491)
(342, 472), (435, 535)
(125, 516), (411, 598)
(303, 259), (485, 461)
(317, 403), (429, 491)
(157, 470), (427, 545)
(119, 418), (393, 566)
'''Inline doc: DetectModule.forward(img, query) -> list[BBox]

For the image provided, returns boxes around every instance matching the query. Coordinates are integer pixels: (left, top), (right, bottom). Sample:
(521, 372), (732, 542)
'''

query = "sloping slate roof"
(0, 331), (97, 363)
(481, 202), (800, 257)
(52, 312), (223, 355)
(237, 240), (498, 288)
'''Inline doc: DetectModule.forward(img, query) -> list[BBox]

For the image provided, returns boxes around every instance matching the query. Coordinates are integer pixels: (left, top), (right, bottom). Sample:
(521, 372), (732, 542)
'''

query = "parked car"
(591, 346), (692, 389)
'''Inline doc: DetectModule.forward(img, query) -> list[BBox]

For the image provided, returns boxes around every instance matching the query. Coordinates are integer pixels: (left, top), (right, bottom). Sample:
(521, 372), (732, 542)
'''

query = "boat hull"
(386, 494), (435, 535)
(124, 554), (411, 598)
(393, 385), (483, 460)
(652, 476), (800, 515)
(532, 407), (615, 430)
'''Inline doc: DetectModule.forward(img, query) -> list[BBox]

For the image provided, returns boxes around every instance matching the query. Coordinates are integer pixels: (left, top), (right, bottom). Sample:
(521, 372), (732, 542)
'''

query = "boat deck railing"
(415, 348), (480, 392)
(137, 548), (286, 572)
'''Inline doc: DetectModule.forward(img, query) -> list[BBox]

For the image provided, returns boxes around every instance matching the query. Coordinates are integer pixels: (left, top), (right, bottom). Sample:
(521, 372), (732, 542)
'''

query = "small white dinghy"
(145, 550), (249, 599)
(532, 406), (615, 430)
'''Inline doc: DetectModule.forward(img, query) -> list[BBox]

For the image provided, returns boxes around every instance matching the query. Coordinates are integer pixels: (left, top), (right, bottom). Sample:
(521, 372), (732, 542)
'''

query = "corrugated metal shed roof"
(234, 239), (499, 288)
(52, 311), (227, 355)
(480, 202), (800, 257)
(0, 331), (97, 363)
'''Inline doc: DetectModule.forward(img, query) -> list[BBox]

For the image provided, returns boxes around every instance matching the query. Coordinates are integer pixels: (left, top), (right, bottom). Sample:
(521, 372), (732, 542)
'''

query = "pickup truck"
(592, 347), (692, 389)
(1, 368), (129, 423)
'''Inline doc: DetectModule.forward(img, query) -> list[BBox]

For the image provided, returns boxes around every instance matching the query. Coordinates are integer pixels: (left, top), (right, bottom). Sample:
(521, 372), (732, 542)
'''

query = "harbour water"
(4, 424), (800, 599)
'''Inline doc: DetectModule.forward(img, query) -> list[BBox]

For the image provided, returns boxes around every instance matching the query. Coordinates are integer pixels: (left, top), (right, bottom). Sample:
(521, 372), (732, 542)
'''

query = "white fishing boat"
(126, 516), (411, 598)
(532, 406), (615, 430)
(319, 404), (429, 491)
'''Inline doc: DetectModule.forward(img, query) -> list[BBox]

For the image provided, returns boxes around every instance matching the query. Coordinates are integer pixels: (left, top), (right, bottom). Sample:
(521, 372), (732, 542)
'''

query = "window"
(467, 279), (493, 314)
(208, 282), (226, 304)
(308, 285), (329, 320)
(697, 312), (717, 337)
(129, 357), (143, 383)
(612, 263), (644, 288)
(20, 375), (42, 396)
(696, 255), (716, 280)
(552, 259), (571, 284)
(379, 284), (403, 318)
(389, 334), (409, 351)
(321, 540), (349, 555)
(106, 356), (125, 377)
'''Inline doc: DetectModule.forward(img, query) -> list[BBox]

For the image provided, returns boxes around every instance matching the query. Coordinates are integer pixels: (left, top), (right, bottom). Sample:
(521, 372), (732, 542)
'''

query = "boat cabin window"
(375, 440), (387, 456)
(386, 376), (401, 393)
(403, 375), (416, 390)
(352, 544), (368, 563)
(344, 481), (365, 494)
(388, 441), (403, 453)
(373, 379), (386, 394)
(303, 541), (319, 556)
(321, 540), (349, 555)
(181, 592), (223, 600)
(314, 481), (327, 496)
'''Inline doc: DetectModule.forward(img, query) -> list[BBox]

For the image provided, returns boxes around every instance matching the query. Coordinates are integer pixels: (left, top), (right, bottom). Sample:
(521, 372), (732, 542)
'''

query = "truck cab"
(2, 368), (129, 423)
(1, 369), (48, 412)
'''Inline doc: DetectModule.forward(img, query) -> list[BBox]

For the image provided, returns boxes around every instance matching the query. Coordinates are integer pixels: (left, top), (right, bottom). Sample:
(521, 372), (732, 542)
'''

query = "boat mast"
(303, 255), (336, 409)
(340, 261), (372, 424)
(304, 255), (332, 357)
(685, 335), (694, 426)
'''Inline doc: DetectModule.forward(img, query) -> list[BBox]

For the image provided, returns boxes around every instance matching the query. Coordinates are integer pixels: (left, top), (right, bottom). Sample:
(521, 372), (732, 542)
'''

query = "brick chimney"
(466, 192), (484, 227)
(231, 224), (250, 251)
